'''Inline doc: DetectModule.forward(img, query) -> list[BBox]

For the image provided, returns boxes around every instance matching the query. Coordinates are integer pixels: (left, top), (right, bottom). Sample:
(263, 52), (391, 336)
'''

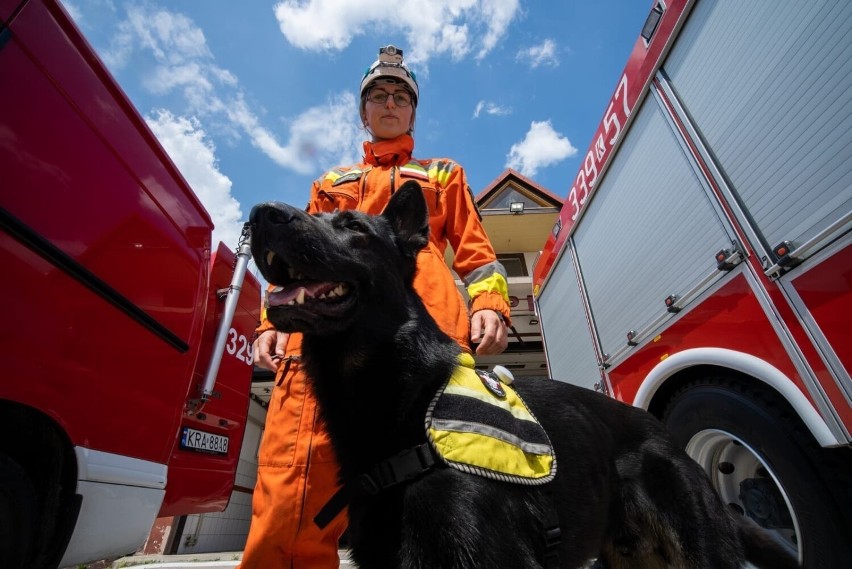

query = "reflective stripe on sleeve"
(465, 264), (509, 302)
(427, 160), (456, 187)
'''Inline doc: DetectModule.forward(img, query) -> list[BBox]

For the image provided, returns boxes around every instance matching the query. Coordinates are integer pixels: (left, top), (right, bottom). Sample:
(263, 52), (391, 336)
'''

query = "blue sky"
(61, 0), (652, 250)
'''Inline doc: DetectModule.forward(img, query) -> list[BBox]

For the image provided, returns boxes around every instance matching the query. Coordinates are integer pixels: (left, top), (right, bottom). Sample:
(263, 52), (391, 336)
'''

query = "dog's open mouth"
(268, 278), (351, 307)
(263, 251), (355, 311)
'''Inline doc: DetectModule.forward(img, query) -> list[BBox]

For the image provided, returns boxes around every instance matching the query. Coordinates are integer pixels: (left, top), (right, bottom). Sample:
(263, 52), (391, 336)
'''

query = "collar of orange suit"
(363, 133), (414, 166)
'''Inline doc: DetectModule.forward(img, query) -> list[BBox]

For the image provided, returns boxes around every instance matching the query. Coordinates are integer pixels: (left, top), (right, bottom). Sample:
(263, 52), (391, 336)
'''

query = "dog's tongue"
(267, 282), (340, 307)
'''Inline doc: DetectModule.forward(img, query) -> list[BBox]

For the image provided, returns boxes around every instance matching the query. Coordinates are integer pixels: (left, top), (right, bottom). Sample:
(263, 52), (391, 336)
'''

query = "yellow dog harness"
(315, 353), (558, 537)
(425, 353), (556, 485)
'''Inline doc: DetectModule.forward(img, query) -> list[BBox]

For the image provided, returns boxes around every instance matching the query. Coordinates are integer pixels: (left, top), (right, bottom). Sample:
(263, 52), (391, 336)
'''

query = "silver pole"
(195, 225), (252, 410)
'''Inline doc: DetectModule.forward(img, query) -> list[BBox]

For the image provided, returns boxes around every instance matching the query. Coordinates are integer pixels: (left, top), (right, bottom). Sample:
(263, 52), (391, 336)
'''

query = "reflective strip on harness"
(425, 353), (556, 484)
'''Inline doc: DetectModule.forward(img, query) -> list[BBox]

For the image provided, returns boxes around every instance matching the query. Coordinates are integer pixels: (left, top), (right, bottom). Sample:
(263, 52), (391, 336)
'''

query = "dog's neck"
(300, 290), (459, 479)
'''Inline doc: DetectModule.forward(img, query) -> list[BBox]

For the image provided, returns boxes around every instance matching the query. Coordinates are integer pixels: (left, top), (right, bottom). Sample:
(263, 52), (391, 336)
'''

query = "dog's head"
(249, 180), (430, 335)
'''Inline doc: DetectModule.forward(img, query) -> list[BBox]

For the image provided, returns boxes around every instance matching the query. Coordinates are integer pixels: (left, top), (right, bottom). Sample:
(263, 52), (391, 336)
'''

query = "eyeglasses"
(366, 89), (413, 107)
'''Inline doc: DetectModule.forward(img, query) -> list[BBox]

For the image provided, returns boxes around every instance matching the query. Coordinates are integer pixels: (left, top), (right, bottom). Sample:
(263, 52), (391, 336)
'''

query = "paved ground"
(109, 550), (356, 568)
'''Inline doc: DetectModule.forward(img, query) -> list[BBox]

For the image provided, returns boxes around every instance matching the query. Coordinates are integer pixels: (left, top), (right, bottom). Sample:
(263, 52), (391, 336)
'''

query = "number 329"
(226, 328), (253, 365)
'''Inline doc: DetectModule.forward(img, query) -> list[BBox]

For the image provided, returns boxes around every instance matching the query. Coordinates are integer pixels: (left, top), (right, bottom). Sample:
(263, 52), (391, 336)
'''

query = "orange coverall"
(239, 133), (511, 568)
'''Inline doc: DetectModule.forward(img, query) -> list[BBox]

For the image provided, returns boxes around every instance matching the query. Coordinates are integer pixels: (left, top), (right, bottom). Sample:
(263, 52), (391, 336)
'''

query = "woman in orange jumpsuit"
(239, 44), (511, 569)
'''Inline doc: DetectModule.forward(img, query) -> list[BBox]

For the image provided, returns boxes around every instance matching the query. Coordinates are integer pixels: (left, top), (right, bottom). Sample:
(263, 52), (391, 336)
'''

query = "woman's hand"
(470, 310), (508, 355)
(253, 329), (290, 371)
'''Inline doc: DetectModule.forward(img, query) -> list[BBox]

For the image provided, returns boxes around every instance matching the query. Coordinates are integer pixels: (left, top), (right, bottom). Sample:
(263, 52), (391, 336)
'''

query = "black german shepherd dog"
(249, 181), (798, 569)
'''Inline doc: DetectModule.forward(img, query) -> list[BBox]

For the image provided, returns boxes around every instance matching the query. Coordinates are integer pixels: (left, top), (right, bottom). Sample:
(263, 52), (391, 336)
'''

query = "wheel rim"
(685, 428), (801, 562)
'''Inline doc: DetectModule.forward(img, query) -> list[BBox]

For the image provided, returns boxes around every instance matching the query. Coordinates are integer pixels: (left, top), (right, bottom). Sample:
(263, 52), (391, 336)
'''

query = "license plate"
(180, 427), (229, 455)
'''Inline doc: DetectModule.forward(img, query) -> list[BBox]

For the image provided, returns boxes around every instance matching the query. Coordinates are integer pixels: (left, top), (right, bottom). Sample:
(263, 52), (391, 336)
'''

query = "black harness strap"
(314, 443), (437, 529)
(313, 442), (563, 569)
(541, 491), (562, 569)
(313, 484), (349, 530)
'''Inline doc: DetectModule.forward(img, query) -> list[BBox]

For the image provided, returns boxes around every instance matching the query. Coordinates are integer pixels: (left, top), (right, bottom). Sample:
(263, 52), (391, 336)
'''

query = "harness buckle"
(542, 527), (562, 569)
(392, 444), (436, 482)
(544, 526), (562, 547)
(360, 444), (437, 495)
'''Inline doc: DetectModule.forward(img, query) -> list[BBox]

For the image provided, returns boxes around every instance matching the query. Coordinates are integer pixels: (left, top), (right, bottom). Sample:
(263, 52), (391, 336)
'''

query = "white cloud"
(473, 100), (511, 118)
(146, 110), (244, 249)
(102, 4), (361, 176)
(506, 120), (577, 177)
(516, 39), (560, 68)
(104, 6), (234, 106)
(144, 62), (212, 96)
(225, 92), (363, 175)
(273, 0), (520, 63)
(476, 0), (521, 59)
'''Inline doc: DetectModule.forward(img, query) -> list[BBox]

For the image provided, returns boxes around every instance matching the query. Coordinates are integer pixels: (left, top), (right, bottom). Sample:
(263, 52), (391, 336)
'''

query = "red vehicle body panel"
(2, 0), (212, 465)
(160, 243), (261, 516)
(1, 0), (261, 561)
(790, 247), (852, 382)
(531, 0), (852, 561)
(532, 0), (852, 437)
(1, 0), (22, 21)
(605, 275), (807, 404)
(784, 248), (852, 428)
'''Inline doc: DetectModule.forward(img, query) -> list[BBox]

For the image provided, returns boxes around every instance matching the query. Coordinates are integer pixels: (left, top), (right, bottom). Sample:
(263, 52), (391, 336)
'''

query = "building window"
(498, 253), (528, 277)
(485, 188), (538, 211)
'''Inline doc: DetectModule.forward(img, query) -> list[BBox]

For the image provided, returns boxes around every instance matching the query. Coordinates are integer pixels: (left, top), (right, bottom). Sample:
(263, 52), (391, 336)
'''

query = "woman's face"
(362, 81), (415, 140)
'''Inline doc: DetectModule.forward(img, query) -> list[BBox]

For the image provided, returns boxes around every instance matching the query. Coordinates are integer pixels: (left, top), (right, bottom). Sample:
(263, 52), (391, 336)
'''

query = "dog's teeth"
(271, 286), (284, 293)
(337, 284), (349, 295)
(295, 288), (306, 305)
(327, 289), (337, 298)
(266, 251), (275, 266)
(288, 267), (297, 279)
(318, 293), (327, 299)
(287, 300), (295, 305)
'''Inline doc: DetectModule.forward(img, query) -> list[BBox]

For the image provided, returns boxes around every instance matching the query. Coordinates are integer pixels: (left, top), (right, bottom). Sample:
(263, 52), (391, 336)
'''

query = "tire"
(0, 454), (39, 569)
(662, 376), (852, 569)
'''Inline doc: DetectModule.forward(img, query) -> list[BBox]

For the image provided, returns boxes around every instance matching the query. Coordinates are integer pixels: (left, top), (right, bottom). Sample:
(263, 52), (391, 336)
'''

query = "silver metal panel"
(537, 245), (601, 390)
(572, 99), (733, 359)
(663, 0), (852, 254)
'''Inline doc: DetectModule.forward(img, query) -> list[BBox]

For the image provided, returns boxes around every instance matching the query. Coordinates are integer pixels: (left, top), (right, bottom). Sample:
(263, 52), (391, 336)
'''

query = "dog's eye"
(344, 219), (370, 234)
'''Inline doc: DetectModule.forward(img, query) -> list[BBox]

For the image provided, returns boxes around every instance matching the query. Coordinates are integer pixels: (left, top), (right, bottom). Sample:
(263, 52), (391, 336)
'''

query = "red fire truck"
(0, 1), (261, 567)
(533, 0), (852, 565)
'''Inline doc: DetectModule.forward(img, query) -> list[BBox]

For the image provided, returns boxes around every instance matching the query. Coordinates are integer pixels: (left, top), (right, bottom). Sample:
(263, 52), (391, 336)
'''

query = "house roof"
(476, 168), (564, 209)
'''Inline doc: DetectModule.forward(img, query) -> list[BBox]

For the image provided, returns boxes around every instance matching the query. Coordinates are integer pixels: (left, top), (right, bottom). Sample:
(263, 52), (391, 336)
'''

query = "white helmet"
(360, 45), (419, 106)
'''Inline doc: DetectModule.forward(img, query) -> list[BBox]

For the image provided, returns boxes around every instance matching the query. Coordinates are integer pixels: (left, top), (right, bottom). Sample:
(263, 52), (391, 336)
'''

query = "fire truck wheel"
(662, 378), (852, 569)
(0, 454), (38, 569)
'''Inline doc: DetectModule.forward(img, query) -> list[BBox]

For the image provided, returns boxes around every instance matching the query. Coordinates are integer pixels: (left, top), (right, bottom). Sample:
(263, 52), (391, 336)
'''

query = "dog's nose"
(249, 202), (275, 224)
(250, 202), (297, 227)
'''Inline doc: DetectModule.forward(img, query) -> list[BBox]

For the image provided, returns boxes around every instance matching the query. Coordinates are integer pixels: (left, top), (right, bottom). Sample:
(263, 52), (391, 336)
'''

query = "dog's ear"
(382, 180), (430, 256)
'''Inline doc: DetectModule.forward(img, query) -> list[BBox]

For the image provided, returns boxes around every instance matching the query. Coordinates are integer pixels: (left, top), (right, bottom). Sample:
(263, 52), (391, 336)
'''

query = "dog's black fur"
(250, 181), (799, 569)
